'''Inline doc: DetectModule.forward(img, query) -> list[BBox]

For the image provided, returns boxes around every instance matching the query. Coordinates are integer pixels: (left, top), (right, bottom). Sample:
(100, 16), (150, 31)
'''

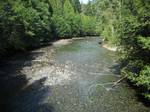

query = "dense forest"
(0, 0), (150, 103)
(0, 0), (97, 56)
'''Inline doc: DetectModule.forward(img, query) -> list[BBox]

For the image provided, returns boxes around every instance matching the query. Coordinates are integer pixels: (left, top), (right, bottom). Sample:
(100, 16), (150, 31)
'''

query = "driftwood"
(88, 74), (128, 92)
(111, 74), (127, 88)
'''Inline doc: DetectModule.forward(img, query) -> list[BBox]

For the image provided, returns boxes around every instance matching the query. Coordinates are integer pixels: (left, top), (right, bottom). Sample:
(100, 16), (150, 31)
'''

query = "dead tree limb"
(112, 74), (128, 88)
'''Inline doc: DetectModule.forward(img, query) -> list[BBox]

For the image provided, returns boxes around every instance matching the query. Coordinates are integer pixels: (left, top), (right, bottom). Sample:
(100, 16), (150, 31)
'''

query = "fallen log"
(88, 74), (128, 92)
(111, 74), (128, 88)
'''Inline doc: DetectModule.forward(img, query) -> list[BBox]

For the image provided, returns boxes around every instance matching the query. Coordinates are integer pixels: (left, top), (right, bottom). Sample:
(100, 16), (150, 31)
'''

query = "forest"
(0, 0), (97, 55)
(0, 0), (150, 108)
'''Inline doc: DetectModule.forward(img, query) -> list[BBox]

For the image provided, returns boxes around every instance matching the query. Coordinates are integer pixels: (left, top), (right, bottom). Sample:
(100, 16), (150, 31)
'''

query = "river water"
(2, 37), (150, 112)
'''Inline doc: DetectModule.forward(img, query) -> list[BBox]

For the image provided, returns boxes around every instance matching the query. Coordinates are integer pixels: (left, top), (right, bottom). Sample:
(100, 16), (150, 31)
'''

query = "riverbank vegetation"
(0, 0), (97, 56)
(89, 0), (150, 100)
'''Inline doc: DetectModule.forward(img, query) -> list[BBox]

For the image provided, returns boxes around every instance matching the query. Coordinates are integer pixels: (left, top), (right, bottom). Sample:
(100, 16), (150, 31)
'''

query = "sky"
(79, 0), (90, 4)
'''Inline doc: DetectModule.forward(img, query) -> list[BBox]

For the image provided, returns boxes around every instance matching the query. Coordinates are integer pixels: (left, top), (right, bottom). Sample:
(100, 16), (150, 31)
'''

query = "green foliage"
(52, 15), (72, 38)
(137, 66), (150, 89)
(0, 0), (97, 55)
(95, 0), (150, 100)
(123, 0), (150, 100)
(50, 0), (62, 15)
(125, 65), (150, 100)
(137, 36), (150, 50)
(0, 1), (25, 52)
(81, 14), (97, 36)
(95, 0), (121, 45)
(51, 0), (77, 38)
(51, 0), (97, 38)
(81, 0), (96, 16)
(0, 0), (53, 54)
(70, 0), (81, 13)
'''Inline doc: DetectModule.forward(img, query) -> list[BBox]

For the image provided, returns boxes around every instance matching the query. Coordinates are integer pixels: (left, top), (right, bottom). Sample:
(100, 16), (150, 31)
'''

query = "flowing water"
(2, 37), (150, 112)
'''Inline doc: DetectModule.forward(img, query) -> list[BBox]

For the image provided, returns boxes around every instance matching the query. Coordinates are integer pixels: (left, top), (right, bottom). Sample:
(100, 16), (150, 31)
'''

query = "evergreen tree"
(119, 0), (150, 100)
(70, 0), (81, 13)
(95, 0), (150, 100)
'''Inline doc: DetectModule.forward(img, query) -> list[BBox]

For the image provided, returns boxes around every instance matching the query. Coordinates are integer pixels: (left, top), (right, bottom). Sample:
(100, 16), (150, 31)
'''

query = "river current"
(1, 37), (149, 112)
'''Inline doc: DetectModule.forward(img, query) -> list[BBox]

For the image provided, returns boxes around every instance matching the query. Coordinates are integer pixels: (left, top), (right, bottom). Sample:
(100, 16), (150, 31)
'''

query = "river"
(1, 37), (149, 112)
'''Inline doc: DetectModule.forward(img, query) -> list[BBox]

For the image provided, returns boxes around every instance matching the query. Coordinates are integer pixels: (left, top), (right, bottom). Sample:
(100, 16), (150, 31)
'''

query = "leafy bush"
(52, 15), (72, 38)
(0, 0), (53, 54)
(81, 14), (97, 36)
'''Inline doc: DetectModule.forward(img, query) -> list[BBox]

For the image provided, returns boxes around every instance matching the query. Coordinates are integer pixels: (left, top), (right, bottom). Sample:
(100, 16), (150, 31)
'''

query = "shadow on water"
(110, 63), (150, 108)
(0, 52), (54, 112)
(126, 80), (150, 108)
(136, 93), (150, 107)
(109, 63), (121, 75)
(10, 77), (54, 112)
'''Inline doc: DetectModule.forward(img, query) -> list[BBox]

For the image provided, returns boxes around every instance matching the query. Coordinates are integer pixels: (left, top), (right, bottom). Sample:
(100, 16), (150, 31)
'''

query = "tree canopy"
(0, 0), (97, 55)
